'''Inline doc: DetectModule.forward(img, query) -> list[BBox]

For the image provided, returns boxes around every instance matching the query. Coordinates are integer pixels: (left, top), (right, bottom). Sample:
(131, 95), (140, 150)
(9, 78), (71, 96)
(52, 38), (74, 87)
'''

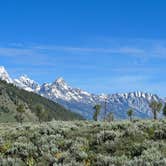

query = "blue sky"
(0, 0), (166, 96)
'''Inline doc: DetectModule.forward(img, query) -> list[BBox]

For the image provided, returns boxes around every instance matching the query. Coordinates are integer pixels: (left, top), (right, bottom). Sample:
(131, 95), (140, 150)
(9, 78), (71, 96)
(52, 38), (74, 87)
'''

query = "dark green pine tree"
(93, 104), (101, 121)
(149, 101), (162, 120)
(163, 103), (166, 117)
(15, 104), (25, 124)
(127, 109), (133, 122)
(35, 104), (51, 123)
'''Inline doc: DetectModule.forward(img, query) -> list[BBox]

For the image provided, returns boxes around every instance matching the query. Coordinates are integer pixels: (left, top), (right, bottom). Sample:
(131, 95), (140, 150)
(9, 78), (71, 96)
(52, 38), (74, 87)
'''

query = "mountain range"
(0, 79), (82, 123)
(0, 66), (163, 119)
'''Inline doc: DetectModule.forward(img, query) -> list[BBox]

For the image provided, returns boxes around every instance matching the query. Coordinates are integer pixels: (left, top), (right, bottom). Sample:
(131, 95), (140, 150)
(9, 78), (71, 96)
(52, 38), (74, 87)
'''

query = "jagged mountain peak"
(0, 66), (6, 71)
(13, 74), (40, 92)
(53, 77), (70, 90)
(55, 77), (65, 83)
(115, 91), (157, 99)
(19, 74), (38, 85)
(54, 77), (67, 85)
(19, 74), (30, 80)
(0, 66), (13, 83)
(0, 66), (164, 119)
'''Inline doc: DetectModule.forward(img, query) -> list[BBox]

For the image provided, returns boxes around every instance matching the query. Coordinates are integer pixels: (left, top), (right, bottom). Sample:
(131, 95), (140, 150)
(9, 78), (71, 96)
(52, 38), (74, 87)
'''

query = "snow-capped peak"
(0, 65), (164, 120)
(19, 75), (40, 91)
(19, 75), (36, 85)
(53, 77), (70, 90)
(13, 74), (40, 92)
(55, 77), (65, 83)
(55, 77), (66, 85)
(0, 66), (5, 72)
(115, 91), (159, 101)
(0, 66), (13, 83)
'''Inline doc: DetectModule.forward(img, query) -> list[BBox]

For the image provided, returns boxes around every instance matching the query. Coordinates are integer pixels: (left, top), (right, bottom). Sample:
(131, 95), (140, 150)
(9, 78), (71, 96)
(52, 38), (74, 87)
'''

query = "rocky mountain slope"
(0, 66), (163, 119)
(39, 79), (162, 119)
(0, 79), (83, 123)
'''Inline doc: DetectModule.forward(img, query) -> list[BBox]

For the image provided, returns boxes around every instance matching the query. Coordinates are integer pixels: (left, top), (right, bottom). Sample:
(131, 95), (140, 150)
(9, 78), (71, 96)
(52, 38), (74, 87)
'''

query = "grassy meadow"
(1, 120), (166, 165)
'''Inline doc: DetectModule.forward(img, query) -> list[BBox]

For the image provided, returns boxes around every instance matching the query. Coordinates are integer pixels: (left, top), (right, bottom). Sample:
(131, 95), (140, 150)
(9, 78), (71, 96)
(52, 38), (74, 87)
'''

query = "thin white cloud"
(33, 39), (166, 58)
(1, 38), (166, 59)
(34, 45), (145, 55)
(0, 47), (37, 56)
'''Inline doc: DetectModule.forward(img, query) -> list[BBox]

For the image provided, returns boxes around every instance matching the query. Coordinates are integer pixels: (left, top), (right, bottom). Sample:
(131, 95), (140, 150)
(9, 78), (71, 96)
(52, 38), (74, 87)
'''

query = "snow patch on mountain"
(0, 66), (13, 83)
(39, 79), (162, 119)
(0, 66), (164, 119)
(19, 75), (40, 91)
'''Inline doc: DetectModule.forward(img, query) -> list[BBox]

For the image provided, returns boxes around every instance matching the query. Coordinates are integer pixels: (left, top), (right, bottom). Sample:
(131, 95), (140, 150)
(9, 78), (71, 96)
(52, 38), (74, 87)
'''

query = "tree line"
(15, 104), (50, 124)
(93, 100), (166, 122)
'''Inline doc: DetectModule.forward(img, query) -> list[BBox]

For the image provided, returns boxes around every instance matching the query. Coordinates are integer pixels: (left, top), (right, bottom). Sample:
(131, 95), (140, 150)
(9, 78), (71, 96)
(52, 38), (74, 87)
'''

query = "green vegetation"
(1, 120), (166, 165)
(0, 80), (83, 122)
(15, 104), (25, 124)
(35, 104), (47, 123)
(163, 103), (166, 117)
(149, 101), (162, 120)
(93, 104), (101, 121)
(127, 109), (133, 122)
(106, 112), (114, 122)
(1, 80), (166, 165)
